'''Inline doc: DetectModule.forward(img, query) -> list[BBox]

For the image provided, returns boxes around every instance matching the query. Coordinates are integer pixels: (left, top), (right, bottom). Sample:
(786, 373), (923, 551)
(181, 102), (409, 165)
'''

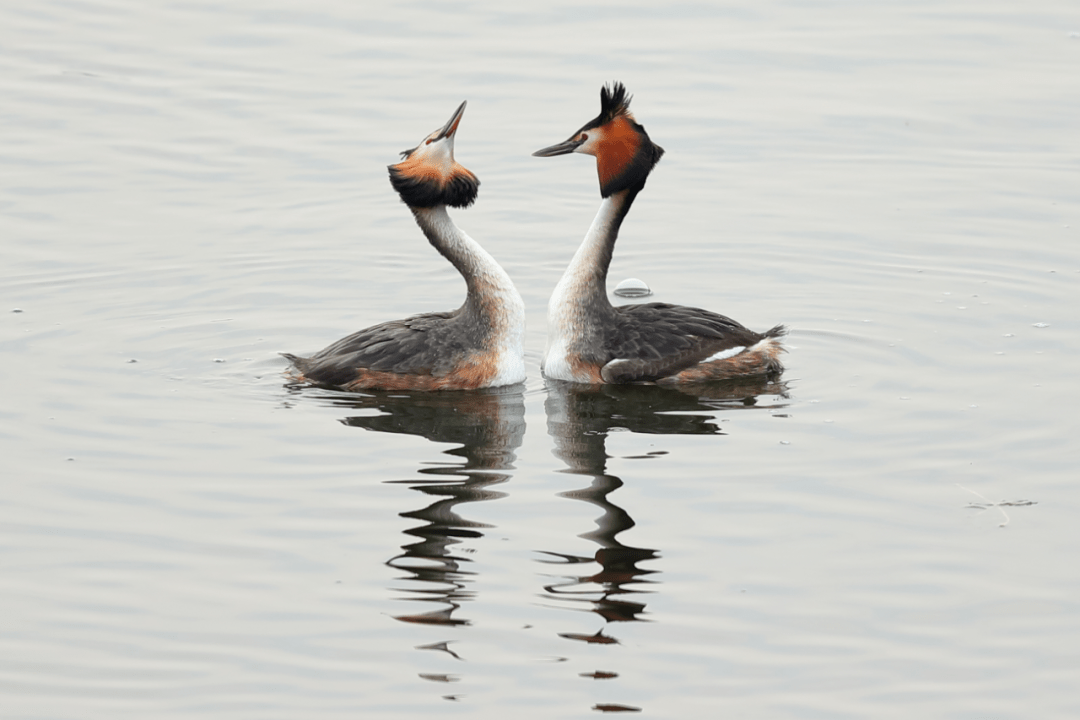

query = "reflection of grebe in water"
(284, 102), (525, 392)
(323, 387), (525, 628)
(534, 83), (785, 385)
(541, 379), (787, 650)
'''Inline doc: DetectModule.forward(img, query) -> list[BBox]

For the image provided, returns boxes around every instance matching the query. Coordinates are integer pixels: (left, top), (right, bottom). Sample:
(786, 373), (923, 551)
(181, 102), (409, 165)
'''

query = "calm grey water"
(3, 1), (1079, 718)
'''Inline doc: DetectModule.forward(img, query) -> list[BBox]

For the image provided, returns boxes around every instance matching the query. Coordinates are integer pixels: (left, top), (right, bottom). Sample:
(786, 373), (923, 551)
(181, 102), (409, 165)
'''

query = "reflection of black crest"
(388, 166), (479, 209)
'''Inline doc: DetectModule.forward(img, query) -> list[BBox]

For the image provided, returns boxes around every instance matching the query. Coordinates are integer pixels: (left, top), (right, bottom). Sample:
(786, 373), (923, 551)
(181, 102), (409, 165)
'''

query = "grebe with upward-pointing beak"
(284, 102), (526, 391)
(533, 83), (785, 385)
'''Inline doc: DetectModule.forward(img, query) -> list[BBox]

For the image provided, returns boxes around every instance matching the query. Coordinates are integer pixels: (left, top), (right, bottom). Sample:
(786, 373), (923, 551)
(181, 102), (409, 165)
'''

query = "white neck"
(543, 196), (624, 380)
(412, 206), (526, 385)
(548, 196), (621, 329)
(412, 207), (508, 291)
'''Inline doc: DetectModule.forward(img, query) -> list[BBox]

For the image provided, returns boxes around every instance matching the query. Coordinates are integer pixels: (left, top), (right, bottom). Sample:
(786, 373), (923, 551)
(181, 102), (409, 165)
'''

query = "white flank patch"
(705, 345), (746, 362)
(542, 337), (577, 382)
(486, 282), (527, 387)
(490, 322), (526, 387)
(491, 351), (526, 387)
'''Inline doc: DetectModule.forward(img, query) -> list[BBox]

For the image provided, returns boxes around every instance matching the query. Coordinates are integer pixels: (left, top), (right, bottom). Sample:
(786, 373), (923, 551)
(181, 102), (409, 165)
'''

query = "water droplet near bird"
(614, 277), (652, 298)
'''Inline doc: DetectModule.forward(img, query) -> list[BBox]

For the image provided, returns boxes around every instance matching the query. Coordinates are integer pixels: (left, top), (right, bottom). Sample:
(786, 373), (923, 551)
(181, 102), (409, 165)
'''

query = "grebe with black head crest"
(284, 101), (525, 391)
(533, 83), (785, 385)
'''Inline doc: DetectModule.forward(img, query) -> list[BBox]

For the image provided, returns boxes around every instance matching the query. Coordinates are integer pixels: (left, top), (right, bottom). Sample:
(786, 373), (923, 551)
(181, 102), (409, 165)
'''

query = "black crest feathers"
(582, 82), (634, 132)
(598, 82), (633, 125)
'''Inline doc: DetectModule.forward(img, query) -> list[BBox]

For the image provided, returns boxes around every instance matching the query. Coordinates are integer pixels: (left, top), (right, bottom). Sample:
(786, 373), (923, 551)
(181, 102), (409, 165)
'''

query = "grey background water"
(2, 1), (1078, 717)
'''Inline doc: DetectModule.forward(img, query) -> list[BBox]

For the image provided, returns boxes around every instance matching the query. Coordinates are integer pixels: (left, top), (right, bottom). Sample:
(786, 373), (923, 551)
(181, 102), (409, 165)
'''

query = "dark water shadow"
(541, 377), (787, 649)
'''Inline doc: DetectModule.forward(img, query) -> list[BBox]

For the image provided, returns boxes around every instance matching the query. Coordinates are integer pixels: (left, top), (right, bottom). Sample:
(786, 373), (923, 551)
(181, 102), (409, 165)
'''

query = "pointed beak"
(532, 135), (585, 157)
(435, 101), (467, 141)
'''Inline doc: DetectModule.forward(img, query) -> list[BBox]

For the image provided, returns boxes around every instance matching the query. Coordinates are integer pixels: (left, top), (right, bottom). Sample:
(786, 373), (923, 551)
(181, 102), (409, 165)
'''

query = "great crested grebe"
(284, 101), (525, 391)
(533, 83), (785, 385)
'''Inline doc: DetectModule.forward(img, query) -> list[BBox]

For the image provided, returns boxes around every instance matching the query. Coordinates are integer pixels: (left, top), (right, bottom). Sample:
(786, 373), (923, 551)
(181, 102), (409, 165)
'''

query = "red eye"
(425, 139), (433, 145)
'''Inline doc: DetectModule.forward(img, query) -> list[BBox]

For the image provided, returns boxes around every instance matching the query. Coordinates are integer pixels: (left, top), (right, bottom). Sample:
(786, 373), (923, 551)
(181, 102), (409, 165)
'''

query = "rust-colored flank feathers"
(337, 353), (500, 392)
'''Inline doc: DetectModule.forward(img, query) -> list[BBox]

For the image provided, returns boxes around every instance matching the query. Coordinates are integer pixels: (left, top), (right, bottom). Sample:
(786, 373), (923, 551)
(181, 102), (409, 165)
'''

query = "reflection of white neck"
(412, 206), (526, 386)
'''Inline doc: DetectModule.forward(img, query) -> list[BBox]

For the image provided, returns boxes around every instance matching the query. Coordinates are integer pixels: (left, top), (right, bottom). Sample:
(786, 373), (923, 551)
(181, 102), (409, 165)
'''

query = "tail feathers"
(764, 324), (787, 339)
(280, 352), (308, 371)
